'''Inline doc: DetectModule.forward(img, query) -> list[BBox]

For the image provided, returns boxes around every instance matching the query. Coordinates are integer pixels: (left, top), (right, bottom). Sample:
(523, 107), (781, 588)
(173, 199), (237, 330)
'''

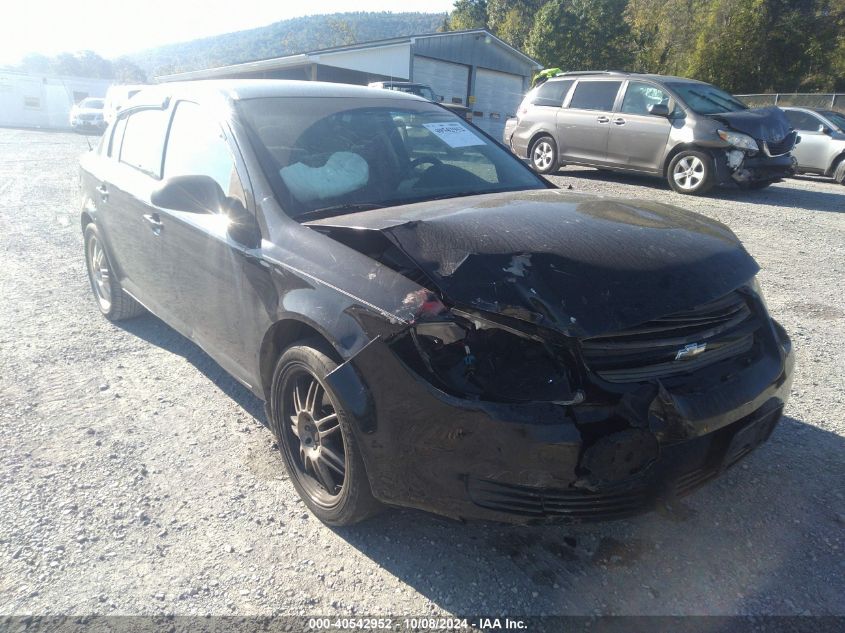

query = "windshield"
(237, 97), (545, 220)
(667, 82), (748, 114)
(819, 110), (845, 131)
(80, 98), (104, 109)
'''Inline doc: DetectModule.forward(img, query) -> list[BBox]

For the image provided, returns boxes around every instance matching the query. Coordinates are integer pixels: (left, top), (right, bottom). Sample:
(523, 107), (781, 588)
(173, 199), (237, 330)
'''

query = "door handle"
(597, 116), (610, 124)
(612, 117), (626, 125)
(96, 184), (108, 201)
(143, 213), (163, 235)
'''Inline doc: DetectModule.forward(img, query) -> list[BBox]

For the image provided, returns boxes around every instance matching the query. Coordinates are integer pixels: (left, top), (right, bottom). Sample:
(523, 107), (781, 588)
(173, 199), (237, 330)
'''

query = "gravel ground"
(0, 128), (843, 618)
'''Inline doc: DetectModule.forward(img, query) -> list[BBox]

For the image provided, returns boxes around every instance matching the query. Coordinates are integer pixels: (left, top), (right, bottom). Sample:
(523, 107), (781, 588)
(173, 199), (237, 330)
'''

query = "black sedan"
(79, 80), (794, 525)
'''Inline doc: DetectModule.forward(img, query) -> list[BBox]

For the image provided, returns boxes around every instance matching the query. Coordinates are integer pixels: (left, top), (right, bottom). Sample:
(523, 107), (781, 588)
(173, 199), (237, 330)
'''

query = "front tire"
(84, 223), (145, 321)
(269, 342), (381, 526)
(667, 150), (715, 195)
(529, 135), (559, 175)
(833, 157), (845, 184)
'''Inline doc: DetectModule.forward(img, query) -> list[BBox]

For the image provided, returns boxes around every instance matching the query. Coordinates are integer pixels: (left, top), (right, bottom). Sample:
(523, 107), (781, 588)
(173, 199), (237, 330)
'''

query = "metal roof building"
(157, 29), (541, 138)
(0, 71), (111, 130)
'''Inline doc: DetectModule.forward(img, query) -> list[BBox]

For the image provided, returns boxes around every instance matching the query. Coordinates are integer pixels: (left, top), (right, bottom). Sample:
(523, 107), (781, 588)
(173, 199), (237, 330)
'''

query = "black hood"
(711, 106), (793, 141)
(306, 190), (759, 338)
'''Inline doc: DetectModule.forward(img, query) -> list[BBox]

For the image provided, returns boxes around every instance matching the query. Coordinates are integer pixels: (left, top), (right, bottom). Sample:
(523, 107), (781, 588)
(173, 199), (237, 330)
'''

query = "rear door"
(555, 79), (623, 165)
(96, 106), (170, 310)
(783, 109), (830, 173)
(606, 80), (673, 172)
(154, 99), (258, 382)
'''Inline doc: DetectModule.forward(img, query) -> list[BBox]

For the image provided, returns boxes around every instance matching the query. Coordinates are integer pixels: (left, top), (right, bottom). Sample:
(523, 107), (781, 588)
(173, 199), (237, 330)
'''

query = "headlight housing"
(718, 129), (759, 152)
(390, 306), (582, 404)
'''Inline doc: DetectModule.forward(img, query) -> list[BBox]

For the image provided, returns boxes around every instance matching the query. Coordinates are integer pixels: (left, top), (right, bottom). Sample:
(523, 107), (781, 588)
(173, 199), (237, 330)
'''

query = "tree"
(487, 0), (545, 49)
(112, 59), (148, 83)
(526, 0), (633, 70)
(447, 0), (489, 30)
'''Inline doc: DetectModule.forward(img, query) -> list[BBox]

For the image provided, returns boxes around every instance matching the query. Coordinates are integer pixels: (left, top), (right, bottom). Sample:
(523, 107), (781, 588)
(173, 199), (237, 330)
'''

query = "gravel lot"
(1, 128), (843, 618)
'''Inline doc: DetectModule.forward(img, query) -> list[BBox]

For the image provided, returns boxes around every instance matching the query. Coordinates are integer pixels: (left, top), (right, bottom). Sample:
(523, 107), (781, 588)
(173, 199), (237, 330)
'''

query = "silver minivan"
(506, 72), (797, 195)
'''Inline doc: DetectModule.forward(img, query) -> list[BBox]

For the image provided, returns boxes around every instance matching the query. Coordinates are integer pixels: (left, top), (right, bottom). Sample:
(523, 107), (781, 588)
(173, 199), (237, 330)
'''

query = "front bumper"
(716, 149), (795, 185)
(328, 318), (794, 524)
(71, 119), (106, 132)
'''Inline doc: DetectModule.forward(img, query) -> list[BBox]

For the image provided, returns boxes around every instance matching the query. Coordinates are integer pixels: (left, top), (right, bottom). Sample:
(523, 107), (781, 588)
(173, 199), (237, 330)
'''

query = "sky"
(1, 0), (455, 65)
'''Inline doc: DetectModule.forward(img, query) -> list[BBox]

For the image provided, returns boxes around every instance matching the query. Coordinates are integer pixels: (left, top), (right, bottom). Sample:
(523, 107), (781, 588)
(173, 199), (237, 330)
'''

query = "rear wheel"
(529, 135), (559, 174)
(667, 150), (715, 195)
(269, 342), (382, 526)
(84, 223), (145, 321)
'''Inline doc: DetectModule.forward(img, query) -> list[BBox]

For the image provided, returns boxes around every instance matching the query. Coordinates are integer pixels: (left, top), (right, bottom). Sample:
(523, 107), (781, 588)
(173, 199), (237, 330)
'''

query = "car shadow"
(554, 167), (845, 213)
(115, 313), (268, 426)
(333, 415), (844, 615)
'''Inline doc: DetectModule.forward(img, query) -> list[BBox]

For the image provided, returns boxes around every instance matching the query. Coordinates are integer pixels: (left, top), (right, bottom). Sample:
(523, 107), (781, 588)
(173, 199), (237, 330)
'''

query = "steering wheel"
(405, 155), (443, 175)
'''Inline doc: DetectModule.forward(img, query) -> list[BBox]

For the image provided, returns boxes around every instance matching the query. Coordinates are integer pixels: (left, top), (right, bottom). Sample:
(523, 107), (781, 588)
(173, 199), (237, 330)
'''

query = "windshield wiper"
(295, 203), (385, 222)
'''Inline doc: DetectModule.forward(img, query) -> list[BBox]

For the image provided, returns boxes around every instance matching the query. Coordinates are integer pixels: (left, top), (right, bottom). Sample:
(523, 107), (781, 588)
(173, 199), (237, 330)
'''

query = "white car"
(69, 98), (106, 133)
(781, 107), (845, 183)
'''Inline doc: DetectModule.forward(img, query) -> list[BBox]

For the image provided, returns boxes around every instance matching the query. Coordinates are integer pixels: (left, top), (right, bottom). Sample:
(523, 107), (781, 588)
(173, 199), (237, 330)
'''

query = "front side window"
(668, 82), (747, 114)
(119, 108), (169, 177)
(621, 81), (670, 115)
(108, 116), (127, 158)
(818, 110), (845, 131)
(236, 98), (545, 219)
(532, 80), (574, 107)
(163, 101), (245, 203)
(568, 81), (623, 111)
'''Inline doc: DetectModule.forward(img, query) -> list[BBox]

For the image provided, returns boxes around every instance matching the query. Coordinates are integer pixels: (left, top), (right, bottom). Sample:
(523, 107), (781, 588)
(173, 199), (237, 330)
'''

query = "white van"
(103, 84), (148, 124)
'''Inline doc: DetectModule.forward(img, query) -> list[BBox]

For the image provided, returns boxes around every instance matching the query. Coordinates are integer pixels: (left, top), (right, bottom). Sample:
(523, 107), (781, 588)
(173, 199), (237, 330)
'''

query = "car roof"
(127, 79), (426, 108)
(780, 106), (829, 113)
(546, 72), (710, 85)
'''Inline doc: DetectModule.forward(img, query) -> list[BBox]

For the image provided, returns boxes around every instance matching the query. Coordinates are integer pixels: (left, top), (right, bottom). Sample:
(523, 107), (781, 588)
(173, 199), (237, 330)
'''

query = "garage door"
(473, 68), (525, 139)
(412, 56), (469, 107)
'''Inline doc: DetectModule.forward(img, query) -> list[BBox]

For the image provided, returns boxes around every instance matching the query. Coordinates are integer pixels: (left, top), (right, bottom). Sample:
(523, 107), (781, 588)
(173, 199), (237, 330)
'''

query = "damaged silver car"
(506, 71), (797, 194)
(80, 80), (794, 525)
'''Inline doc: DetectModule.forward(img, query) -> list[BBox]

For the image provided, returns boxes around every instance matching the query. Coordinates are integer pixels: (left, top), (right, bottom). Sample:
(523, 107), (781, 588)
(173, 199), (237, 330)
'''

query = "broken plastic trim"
(391, 305), (585, 406)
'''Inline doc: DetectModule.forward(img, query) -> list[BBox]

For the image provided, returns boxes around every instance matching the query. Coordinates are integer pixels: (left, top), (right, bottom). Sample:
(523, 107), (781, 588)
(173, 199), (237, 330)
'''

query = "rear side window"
(163, 101), (245, 203)
(119, 109), (169, 177)
(569, 81), (622, 111)
(783, 110), (822, 132)
(532, 80), (574, 107)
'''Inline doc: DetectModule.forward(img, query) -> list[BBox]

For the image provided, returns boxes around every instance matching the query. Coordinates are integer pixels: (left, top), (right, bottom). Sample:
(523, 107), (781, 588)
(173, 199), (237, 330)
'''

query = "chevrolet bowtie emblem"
(675, 342), (707, 361)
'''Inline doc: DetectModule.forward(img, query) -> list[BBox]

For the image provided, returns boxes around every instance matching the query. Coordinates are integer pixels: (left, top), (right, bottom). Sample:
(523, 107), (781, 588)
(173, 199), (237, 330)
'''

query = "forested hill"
(127, 12), (448, 78)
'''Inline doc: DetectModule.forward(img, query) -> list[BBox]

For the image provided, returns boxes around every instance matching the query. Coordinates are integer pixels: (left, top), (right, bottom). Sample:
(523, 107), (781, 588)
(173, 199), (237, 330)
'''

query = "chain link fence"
(737, 93), (845, 113)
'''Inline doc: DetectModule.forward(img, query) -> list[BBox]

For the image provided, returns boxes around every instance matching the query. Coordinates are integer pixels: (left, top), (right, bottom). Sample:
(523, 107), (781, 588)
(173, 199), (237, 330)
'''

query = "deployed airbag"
(280, 151), (369, 202)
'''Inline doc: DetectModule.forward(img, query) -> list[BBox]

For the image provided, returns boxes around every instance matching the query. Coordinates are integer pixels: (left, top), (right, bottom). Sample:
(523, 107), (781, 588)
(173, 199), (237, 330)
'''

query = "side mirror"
(152, 175), (225, 214)
(151, 175), (261, 248)
(437, 95), (444, 102)
(648, 103), (670, 117)
(818, 124), (832, 135)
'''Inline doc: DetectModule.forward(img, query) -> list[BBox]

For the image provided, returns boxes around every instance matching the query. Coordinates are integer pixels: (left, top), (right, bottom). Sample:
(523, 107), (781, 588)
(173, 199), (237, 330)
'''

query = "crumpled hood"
(306, 190), (759, 338)
(711, 106), (792, 141)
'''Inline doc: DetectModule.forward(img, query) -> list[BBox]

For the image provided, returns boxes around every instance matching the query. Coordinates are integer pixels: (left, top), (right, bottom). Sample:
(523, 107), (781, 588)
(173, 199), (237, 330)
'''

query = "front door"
(154, 100), (259, 384)
(783, 110), (832, 173)
(606, 80), (673, 173)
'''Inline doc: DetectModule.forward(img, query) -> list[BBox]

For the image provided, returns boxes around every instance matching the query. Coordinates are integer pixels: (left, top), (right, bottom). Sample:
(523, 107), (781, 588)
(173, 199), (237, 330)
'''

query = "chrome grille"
(581, 291), (759, 383)
(763, 131), (797, 157)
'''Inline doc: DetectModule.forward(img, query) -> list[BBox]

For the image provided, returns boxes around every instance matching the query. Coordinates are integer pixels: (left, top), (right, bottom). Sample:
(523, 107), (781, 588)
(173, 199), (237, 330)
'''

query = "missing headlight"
(391, 309), (582, 404)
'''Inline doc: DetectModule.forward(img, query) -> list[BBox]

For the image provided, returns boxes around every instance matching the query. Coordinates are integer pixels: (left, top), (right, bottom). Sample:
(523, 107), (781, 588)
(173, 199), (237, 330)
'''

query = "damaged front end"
(311, 192), (794, 523)
(712, 107), (797, 185)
